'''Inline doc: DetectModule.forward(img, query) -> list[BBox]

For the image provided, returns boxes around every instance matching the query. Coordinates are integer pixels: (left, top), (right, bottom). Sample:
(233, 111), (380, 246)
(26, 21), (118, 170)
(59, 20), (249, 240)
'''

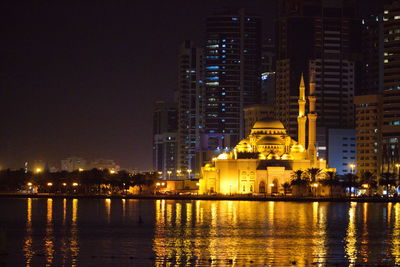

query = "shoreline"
(0, 193), (399, 203)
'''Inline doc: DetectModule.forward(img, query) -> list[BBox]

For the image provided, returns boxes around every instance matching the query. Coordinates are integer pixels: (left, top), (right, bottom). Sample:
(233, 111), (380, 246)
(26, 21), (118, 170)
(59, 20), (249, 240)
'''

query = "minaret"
(297, 74), (307, 149)
(307, 71), (317, 164)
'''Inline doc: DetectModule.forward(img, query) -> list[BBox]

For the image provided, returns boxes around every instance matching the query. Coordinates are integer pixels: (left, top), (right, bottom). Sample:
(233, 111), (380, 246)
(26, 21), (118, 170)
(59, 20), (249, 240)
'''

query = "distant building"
(327, 129), (356, 175)
(275, 0), (360, 159)
(61, 157), (86, 172)
(203, 9), (262, 148)
(153, 101), (178, 178)
(198, 9), (263, 172)
(153, 133), (178, 178)
(354, 94), (381, 175)
(177, 40), (204, 173)
(89, 159), (120, 172)
(261, 38), (276, 105)
(382, 1), (400, 174)
(361, 14), (384, 94)
(243, 104), (275, 137)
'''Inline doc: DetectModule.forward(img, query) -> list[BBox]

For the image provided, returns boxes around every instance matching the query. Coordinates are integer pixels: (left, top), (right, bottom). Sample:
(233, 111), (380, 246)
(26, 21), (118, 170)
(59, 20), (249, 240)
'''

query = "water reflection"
(393, 203), (400, 264)
(11, 198), (400, 266)
(70, 199), (79, 267)
(45, 199), (54, 266)
(345, 202), (357, 265)
(23, 198), (33, 266)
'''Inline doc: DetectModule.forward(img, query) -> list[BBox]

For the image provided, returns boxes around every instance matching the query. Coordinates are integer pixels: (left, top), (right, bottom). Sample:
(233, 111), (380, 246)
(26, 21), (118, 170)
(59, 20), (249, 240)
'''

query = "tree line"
(290, 168), (399, 196)
(0, 168), (159, 194)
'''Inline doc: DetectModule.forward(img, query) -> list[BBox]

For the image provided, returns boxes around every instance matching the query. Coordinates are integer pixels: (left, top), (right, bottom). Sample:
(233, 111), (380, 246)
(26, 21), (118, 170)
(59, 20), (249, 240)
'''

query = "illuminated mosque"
(199, 75), (328, 195)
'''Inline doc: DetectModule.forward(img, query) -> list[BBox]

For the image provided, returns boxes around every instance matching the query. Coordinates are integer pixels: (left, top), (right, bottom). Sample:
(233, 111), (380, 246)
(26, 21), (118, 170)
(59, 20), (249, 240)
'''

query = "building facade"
(177, 41), (204, 174)
(202, 9), (262, 150)
(200, 75), (327, 195)
(327, 129), (356, 175)
(61, 157), (86, 172)
(382, 1), (400, 174)
(153, 101), (178, 178)
(275, 0), (360, 158)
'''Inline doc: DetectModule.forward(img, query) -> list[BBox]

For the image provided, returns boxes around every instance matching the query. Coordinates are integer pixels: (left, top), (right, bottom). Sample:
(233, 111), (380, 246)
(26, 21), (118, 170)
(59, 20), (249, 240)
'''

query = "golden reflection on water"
(122, 199), (126, 219)
(44, 199), (54, 266)
(105, 198), (111, 223)
(345, 202), (358, 266)
(23, 198), (33, 266)
(312, 202), (327, 266)
(70, 199), (79, 267)
(153, 201), (332, 266)
(359, 203), (369, 263)
(392, 203), (400, 263)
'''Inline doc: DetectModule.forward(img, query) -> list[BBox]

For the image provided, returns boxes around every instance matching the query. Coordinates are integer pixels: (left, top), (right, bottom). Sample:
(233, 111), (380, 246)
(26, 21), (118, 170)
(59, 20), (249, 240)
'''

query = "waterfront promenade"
(0, 192), (399, 202)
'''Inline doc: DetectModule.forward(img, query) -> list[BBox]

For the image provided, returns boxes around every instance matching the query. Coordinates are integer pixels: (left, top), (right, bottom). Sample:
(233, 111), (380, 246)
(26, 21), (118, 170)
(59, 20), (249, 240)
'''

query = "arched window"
(259, 181), (265, 193)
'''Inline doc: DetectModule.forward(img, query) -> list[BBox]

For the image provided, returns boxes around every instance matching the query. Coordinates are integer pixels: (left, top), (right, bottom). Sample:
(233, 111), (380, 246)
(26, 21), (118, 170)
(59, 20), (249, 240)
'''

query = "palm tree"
(290, 170), (309, 196)
(322, 171), (338, 197)
(282, 182), (291, 196)
(305, 168), (323, 183)
(291, 170), (304, 181)
(305, 168), (324, 197)
(361, 171), (376, 196)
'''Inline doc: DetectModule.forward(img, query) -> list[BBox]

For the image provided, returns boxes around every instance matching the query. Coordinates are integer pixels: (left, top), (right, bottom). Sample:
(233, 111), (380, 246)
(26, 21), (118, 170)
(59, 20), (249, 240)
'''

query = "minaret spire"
(297, 73), (307, 149)
(307, 70), (318, 165)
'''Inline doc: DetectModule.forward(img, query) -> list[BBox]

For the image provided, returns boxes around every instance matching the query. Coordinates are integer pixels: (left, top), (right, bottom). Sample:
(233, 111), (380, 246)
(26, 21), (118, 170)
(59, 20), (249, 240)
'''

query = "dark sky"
(0, 0), (383, 171)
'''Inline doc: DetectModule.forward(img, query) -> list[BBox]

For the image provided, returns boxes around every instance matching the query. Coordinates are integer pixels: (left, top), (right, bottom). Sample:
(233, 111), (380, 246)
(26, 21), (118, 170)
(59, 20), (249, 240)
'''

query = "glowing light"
(78, 168), (84, 172)
(62, 183), (67, 186)
(161, 182), (165, 186)
(196, 183), (200, 186)
(269, 184), (275, 187)
(35, 168), (42, 173)
(312, 183), (319, 188)
(110, 170), (116, 174)
(217, 153), (229, 160)
(72, 182), (79, 187)
(47, 182), (53, 186)
(156, 183), (161, 186)
(362, 184), (369, 189)
(27, 182), (33, 186)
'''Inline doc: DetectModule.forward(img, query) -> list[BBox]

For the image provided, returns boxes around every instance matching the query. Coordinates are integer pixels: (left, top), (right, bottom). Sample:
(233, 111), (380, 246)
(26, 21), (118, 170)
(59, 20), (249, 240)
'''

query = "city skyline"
(0, 1), (385, 170)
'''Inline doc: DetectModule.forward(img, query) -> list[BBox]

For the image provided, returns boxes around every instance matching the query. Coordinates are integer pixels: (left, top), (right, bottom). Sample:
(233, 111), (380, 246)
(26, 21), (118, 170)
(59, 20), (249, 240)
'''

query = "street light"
(167, 170), (172, 180)
(27, 182), (33, 187)
(187, 169), (192, 179)
(35, 168), (42, 173)
(72, 182), (79, 187)
(349, 163), (356, 174)
(47, 182), (53, 187)
(312, 183), (319, 197)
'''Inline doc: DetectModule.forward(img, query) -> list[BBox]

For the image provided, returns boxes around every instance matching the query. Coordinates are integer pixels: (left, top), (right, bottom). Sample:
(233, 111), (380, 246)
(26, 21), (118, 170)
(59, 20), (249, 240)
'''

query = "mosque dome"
(252, 120), (285, 130)
(256, 135), (285, 145)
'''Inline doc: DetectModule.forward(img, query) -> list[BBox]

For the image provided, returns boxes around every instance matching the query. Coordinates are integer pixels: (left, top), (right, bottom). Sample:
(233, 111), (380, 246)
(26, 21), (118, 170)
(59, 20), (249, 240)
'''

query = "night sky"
(0, 0), (383, 170)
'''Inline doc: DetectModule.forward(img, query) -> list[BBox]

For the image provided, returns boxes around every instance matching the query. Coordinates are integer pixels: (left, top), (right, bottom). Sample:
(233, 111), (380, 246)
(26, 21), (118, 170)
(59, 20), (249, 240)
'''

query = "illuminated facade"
(200, 75), (327, 194)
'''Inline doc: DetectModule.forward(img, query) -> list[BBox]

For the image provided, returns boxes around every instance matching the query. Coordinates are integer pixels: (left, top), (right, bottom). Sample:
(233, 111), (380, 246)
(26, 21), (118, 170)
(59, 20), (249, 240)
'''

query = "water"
(0, 198), (399, 266)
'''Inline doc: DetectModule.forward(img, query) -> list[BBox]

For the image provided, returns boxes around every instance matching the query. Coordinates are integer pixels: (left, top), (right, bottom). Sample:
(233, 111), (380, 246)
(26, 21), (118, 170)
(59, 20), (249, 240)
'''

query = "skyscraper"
(382, 0), (400, 174)
(200, 9), (262, 161)
(153, 101), (178, 178)
(276, 0), (361, 160)
(361, 14), (384, 94)
(177, 40), (204, 174)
